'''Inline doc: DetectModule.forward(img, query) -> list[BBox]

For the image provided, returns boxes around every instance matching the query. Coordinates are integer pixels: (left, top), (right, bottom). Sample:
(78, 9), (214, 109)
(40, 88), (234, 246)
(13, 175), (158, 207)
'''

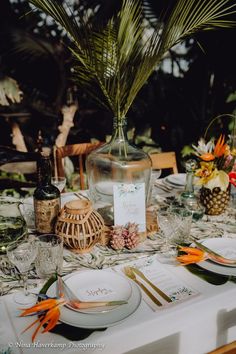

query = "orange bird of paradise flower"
(20, 298), (66, 342)
(176, 247), (206, 265)
(213, 134), (227, 157)
(199, 135), (227, 161)
(177, 240), (236, 266)
(20, 286), (127, 341)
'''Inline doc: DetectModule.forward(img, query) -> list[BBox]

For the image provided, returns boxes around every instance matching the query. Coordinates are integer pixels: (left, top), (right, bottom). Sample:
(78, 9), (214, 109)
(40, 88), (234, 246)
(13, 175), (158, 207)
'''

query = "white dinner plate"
(195, 238), (236, 276)
(199, 238), (236, 268)
(197, 259), (236, 276)
(47, 270), (142, 329)
(165, 173), (186, 187)
(64, 270), (132, 314)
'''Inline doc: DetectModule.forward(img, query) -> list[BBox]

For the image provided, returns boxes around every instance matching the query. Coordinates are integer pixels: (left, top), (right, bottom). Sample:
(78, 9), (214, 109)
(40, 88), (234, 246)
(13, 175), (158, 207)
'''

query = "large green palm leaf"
(28, 0), (236, 119)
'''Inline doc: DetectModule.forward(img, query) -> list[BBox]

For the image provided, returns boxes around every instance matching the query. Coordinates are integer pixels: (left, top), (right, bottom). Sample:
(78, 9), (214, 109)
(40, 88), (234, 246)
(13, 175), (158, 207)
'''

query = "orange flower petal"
(176, 254), (206, 265)
(42, 308), (60, 333)
(31, 307), (61, 342)
(32, 320), (45, 342)
(20, 298), (67, 342)
(20, 299), (59, 316)
(199, 153), (215, 161)
(21, 316), (43, 335)
(214, 135), (227, 157)
(179, 247), (204, 256)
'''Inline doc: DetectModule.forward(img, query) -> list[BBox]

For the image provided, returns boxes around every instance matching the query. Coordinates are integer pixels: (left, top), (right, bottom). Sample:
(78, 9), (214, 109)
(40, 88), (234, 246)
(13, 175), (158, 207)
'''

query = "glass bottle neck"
(111, 117), (128, 142)
(37, 155), (52, 186)
(184, 172), (194, 193)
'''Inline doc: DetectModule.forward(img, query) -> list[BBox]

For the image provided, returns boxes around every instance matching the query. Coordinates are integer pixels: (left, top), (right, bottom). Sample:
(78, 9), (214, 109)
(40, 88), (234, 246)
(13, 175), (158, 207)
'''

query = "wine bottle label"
(34, 198), (60, 233)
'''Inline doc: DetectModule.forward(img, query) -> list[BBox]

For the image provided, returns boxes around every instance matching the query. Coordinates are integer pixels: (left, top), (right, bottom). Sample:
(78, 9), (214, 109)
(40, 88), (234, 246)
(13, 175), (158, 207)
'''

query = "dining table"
(1, 174), (236, 354)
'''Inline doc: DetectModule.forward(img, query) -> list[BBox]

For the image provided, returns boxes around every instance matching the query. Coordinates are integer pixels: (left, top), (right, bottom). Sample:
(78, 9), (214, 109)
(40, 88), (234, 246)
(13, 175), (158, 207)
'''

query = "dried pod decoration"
(109, 223), (139, 250)
(110, 226), (126, 250)
(124, 223), (139, 249)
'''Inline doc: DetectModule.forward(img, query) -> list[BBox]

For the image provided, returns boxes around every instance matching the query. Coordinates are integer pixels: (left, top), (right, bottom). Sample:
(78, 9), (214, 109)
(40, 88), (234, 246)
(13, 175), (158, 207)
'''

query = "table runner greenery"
(0, 195), (236, 295)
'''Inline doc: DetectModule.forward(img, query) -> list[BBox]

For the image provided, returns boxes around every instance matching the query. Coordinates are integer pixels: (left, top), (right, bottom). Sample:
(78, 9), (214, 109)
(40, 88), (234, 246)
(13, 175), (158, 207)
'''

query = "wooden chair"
(149, 151), (178, 174)
(208, 341), (236, 354)
(54, 142), (103, 190)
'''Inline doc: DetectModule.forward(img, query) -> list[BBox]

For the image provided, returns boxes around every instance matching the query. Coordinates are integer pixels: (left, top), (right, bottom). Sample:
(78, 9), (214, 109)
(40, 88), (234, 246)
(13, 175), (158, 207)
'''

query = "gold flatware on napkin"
(124, 267), (162, 307)
(130, 267), (172, 303)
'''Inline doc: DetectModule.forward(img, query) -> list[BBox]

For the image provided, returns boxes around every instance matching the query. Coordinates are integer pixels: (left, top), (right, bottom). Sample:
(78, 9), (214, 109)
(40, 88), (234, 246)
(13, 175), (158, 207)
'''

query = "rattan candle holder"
(55, 199), (105, 253)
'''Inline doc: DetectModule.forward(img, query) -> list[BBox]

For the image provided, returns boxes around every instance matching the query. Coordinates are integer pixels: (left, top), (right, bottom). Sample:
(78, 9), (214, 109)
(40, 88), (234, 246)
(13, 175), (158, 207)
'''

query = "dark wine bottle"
(33, 153), (60, 234)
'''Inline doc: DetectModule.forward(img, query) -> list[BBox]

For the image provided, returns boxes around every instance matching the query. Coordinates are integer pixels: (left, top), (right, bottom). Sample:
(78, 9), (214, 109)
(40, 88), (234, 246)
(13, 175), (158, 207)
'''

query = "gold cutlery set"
(124, 266), (172, 307)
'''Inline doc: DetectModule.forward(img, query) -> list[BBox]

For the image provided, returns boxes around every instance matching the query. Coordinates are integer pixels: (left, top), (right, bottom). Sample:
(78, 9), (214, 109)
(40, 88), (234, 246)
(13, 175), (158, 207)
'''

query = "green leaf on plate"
(39, 273), (58, 295)
(185, 264), (229, 285)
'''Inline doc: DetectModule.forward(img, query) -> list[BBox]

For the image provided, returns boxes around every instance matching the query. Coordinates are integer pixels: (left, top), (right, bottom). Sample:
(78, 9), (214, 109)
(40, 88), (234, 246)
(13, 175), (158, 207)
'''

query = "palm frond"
(28, 0), (236, 118)
(160, 0), (236, 54)
(9, 30), (56, 62)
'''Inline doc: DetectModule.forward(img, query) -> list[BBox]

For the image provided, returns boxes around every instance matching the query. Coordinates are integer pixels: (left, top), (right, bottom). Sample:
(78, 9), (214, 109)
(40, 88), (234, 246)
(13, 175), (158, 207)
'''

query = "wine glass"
(51, 176), (66, 192)
(7, 239), (37, 305)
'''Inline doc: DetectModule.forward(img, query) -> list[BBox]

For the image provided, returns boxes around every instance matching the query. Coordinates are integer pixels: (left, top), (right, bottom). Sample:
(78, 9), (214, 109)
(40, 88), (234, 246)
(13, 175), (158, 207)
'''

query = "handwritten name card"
(113, 183), (146, 232)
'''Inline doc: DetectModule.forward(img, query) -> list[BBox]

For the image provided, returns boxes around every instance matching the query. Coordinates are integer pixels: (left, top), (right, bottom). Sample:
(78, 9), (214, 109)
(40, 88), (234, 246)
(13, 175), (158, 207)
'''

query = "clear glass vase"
(86, 117), (152, 224)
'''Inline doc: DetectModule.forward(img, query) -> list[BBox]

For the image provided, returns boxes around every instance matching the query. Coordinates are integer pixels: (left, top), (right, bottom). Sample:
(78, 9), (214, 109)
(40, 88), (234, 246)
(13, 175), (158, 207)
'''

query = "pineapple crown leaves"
(28, 0), (236, 118)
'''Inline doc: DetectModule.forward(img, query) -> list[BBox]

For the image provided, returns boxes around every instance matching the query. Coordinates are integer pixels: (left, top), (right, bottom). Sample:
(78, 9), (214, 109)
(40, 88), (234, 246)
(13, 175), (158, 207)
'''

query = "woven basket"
(55, 199), (105, 253)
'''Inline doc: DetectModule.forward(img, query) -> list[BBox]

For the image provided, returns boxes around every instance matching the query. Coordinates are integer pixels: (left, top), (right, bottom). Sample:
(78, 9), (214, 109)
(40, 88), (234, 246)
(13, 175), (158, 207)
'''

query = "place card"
(113, 183), (146, 232)
(118, 255), (200, 311)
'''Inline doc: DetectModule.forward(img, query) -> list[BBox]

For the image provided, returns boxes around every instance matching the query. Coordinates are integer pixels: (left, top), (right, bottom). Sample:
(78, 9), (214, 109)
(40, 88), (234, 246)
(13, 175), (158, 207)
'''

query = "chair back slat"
(208, 341), (236, 354)
(54, 142), (103, 190)
(149, 151), (178, 174)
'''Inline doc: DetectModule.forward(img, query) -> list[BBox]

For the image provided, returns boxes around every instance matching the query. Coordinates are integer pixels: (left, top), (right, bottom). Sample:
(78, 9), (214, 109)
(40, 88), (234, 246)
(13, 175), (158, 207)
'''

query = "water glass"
(35, 234), (63, 278)
(168, 206), (192, 245)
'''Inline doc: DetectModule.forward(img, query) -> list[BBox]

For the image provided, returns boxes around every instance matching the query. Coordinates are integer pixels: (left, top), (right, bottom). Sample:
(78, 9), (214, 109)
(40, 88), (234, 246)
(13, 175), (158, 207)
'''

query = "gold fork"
(124, 267), (162, 307)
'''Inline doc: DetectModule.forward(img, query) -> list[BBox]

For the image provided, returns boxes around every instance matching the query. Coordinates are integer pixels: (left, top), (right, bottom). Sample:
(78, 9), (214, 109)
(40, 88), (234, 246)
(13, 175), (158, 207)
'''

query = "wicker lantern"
(55, 199), (105, 253)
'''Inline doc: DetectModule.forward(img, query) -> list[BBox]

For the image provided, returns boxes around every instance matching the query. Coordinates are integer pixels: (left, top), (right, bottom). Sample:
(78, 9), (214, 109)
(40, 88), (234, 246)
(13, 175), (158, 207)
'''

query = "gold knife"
(124, 267), (162, 307)
(130, 267), (172, 303)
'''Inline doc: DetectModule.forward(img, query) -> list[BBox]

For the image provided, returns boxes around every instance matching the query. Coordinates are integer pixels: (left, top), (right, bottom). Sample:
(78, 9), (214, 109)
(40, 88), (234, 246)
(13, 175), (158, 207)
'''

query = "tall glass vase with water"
(0, 197), (27, 254)
(86, 117), (152, 224)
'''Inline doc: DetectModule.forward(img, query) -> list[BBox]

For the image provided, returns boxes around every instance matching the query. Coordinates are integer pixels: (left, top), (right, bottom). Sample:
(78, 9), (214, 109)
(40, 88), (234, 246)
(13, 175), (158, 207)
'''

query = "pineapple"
(200, 187), (230, 215)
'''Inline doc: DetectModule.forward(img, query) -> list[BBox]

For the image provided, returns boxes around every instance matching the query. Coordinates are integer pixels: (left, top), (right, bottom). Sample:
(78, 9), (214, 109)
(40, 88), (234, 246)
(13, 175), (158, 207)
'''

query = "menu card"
(117, 255), (200, 311)
(113, 183), (146, 232)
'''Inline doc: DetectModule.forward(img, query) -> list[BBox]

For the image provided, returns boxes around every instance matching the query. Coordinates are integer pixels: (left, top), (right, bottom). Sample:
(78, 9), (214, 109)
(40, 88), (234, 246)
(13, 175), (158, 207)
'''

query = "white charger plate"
(197, 259), (236, 276)
(165, 173), (186, 187)
(199, 238), (236, 268)
(47, 270), (141, 329)
(196, 238), (236, 276)
(64, 270), (132, 314)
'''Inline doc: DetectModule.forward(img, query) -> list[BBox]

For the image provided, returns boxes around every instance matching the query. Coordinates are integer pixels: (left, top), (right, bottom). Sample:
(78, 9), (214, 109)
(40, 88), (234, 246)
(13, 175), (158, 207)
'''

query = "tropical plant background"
(1, 0), (236, 171)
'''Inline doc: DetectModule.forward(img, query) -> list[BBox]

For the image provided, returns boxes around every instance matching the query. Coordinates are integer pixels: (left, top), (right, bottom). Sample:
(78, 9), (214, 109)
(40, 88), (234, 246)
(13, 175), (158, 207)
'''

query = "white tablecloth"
(1, 184), (236, 354)
(1, 260), (236, 354)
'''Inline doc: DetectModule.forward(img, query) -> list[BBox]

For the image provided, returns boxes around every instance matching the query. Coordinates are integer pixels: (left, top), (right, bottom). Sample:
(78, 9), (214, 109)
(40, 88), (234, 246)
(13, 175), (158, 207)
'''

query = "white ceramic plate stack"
(196, 238), (236, 276)
(163, 173), (186, 188)
(47, 270), (142, 328)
